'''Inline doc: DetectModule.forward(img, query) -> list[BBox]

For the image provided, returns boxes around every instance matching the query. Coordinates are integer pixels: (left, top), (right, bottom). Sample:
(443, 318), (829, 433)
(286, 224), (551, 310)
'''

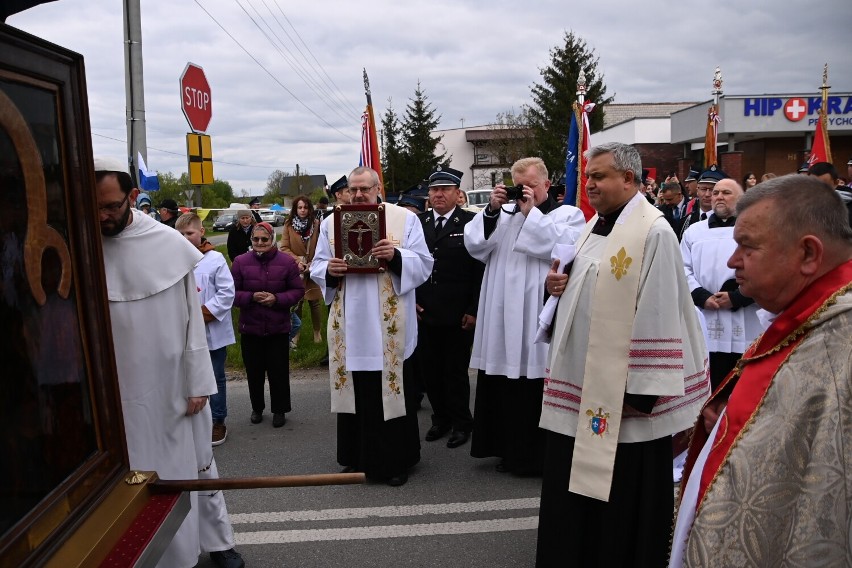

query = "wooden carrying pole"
(149, 472), (365, 493)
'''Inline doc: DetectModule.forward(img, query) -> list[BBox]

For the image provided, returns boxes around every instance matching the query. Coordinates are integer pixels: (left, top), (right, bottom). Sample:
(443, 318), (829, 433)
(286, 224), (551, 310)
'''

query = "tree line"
(150, 31), (611, 202)
(380, 31), (613, 191)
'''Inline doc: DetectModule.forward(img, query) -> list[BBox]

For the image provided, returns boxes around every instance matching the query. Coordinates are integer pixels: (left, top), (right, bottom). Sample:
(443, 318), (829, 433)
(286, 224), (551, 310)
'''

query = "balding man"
(670, 175), (852, 567)
(680, 178), (761, 391)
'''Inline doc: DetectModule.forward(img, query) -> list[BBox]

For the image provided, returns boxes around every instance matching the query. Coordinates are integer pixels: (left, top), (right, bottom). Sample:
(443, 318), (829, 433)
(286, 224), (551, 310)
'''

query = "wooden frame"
(333, 203), (387, 273)
(0, 24), (128, 566)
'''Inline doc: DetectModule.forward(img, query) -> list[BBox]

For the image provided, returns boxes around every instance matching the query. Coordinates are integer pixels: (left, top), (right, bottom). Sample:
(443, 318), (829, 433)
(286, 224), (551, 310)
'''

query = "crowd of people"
(93, 145), (852, 567)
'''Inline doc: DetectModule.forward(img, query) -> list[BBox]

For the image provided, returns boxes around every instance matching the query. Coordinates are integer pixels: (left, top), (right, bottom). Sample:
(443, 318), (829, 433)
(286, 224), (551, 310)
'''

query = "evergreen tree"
(380, 98), (403, 193)
(398, 81), (446, 190)
(527, 31), (613, 181)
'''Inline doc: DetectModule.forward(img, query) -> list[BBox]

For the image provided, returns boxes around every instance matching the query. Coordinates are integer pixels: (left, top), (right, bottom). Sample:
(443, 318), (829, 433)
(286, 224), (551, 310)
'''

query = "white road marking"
(230, 497), (539, 524)
(235, 516), (539, 545)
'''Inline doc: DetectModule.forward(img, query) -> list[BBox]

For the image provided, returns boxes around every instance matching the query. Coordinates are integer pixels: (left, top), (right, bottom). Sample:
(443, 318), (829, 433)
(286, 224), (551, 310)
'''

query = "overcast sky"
(9, 0), (852, 194)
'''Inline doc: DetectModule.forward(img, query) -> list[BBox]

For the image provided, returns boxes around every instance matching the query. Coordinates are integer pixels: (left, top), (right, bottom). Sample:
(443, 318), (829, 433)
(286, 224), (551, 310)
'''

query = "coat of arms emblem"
(586, 407), (610, 437)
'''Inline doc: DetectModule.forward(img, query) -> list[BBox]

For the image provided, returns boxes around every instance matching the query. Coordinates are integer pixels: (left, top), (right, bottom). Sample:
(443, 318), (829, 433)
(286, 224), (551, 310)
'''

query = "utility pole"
(296, 163), (301, 193)
(123, 0), (148, 177)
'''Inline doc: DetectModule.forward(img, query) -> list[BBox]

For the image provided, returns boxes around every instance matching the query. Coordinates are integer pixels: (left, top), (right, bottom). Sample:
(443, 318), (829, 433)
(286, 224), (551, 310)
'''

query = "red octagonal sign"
(180, 62), (212, 133)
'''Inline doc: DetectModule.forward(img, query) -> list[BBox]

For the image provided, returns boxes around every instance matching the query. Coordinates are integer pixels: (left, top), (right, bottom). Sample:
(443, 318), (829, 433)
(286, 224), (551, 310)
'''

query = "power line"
(268, 0), (362, 116)
(193, 0), (357, 142)
(92, 132), (325, 170)
(236, 0), (355, 126)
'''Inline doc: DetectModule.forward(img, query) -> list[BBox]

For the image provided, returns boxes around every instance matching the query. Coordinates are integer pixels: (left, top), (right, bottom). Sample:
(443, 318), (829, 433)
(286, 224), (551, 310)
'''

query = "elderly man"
(311, 166), (433, 486)
(670, 175), (852, 567)
(681, 178), (761, 391)
(535, 143), (708, 567)
(416, 167), (484, 449)
(679, 167), (719, 238)
(464, 157), (585, 475)
(95, 158), (243, 568)
(158, 198), (180, 228)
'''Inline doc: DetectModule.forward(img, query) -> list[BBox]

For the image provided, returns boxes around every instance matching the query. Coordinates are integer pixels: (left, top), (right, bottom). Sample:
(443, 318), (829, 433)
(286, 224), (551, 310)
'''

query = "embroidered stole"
(566, 197), (660, 501)
(684, 259), (852, 510)
(326, 203), (408, 421)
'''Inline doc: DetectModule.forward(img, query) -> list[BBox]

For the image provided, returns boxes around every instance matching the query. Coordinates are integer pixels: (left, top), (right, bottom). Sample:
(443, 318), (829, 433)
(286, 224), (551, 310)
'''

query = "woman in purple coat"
(231, 222), (304, 428)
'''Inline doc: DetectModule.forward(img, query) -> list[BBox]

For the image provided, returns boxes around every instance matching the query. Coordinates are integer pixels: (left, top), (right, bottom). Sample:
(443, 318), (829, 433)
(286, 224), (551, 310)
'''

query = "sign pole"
(123, 0), (148, 176)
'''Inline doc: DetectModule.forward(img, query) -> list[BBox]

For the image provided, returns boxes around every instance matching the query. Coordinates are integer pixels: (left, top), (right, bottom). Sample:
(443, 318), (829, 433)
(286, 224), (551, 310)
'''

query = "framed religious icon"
(0, 25), (189, 567)
(333, 203), (387, 273)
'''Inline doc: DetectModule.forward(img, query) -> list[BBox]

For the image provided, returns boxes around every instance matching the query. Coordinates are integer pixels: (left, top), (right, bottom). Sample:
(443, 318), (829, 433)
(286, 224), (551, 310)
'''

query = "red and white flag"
(807, 110), (832, 166)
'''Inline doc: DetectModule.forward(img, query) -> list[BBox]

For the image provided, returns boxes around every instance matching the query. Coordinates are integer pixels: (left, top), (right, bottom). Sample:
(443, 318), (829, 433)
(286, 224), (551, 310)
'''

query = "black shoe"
(446, 430), (470, 448)
(210, 548), (245, 568)
(495, 459), (509, 473)
(320, 351), (329, 366)
(273, 413), (286, 428)
(387, 473), (408, 487)
(250, 411), (262, 424)
(425, 424), (450, 441)
(340, 465), (358, 474)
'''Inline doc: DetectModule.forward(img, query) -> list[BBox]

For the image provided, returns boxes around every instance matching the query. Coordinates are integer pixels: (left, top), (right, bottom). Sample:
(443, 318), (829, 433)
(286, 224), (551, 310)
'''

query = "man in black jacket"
(416, 166), (484, 448)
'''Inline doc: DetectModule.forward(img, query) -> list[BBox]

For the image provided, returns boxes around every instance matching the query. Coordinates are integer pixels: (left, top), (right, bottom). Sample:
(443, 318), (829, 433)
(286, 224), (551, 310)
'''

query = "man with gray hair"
(671, 175), (852, 567)
(537, 142), (708, 567)
(681, 178), (761, 392)
(311, 166), (433, 487)
(463, 156), (585, 476)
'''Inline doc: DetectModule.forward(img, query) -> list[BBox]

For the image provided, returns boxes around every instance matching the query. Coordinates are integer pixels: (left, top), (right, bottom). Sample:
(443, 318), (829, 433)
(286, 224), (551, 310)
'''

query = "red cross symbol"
(784, 98), (808, 122)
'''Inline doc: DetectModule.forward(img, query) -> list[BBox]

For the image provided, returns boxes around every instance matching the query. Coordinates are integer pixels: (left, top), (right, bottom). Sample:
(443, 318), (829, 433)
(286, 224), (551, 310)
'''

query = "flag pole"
(819, 63), (833, 163)
(574, 73), (587, 208)
(704, 66), (723, 168)
(362, 69), (385, 199)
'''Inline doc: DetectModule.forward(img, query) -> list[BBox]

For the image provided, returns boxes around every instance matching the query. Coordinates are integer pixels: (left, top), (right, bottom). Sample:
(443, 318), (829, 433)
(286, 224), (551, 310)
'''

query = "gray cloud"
(9, 0), (851, 193)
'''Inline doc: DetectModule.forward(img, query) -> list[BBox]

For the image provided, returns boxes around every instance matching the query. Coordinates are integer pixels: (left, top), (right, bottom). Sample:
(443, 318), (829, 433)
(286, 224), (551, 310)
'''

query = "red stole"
(682, 259), (852, 510)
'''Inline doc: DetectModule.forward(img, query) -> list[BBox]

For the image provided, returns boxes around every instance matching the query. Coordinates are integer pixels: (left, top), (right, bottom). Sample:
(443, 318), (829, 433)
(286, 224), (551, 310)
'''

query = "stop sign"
(180, 62), (212, 133)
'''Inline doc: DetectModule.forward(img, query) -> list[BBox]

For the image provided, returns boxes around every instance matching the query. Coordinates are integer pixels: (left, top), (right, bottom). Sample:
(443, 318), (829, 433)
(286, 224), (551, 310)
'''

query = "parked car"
(212, 213), (237, 232)
(260, 209), (285, 226)
(465, 189), (492, 212)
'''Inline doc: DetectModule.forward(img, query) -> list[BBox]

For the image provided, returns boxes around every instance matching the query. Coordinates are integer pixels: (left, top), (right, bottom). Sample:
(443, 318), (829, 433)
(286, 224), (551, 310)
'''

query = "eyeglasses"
(349, 184), (377, 194)
(99, 194), (129, 213)
(251, 236), (271, 243)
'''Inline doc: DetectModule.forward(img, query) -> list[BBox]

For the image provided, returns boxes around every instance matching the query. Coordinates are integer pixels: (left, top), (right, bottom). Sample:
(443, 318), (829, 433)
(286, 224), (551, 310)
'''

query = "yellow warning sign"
(186, 133), (213, 185)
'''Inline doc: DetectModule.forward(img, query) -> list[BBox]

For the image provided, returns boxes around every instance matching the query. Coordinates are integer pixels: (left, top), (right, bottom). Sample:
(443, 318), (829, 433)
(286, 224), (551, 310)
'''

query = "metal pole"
(123, 0), (148, 177)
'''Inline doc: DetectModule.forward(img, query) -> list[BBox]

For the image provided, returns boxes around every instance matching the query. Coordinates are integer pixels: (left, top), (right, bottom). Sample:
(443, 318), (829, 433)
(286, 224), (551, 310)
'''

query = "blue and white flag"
(137, 152), (160, 191)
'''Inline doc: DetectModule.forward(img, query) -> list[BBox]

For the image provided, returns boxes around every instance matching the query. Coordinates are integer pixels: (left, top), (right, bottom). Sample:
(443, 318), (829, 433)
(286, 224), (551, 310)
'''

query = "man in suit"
(416, 166), (485, 448)
(657, 181), (688, 237)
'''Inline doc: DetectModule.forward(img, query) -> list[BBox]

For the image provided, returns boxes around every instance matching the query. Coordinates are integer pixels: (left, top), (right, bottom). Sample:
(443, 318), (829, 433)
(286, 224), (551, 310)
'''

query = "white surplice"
(680, 218), (761, 354)
(310, 207), (433, 370)
(193, 249), (235, 351)
(464, 203), (585, 379)
(103, 210), (218, 568)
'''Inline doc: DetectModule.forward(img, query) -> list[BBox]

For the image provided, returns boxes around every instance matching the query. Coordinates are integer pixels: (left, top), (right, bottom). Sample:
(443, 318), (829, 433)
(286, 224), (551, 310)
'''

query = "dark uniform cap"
(684, 168), (701, 182)
(158, 198), (179, 211)
(328, 175), (348, 197)
(398, 183), (429, 212)
(428, 165), (463, 187)
(697, 165), (728, 185)
(797, 162), (810, 173)
(248, 197), (261, 206)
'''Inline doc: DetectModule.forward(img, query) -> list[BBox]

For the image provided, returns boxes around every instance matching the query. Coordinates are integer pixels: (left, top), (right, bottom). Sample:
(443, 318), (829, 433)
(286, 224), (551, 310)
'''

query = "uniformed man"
(416, 167), (484, 448)
(679, 167), (720, 239)
(248, 196), (262, 223)
(398, 182), (429, 215)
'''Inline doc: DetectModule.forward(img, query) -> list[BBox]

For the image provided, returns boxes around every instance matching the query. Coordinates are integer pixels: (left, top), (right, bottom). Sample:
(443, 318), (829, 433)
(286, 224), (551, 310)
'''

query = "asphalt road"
(207, 226), (284, 248)
(195, 370), (542, 568)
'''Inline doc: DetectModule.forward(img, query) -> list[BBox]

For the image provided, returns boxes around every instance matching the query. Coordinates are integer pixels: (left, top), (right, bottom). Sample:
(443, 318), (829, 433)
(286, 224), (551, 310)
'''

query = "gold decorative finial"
(712, 66), (723, 94)
(125, 471), (149, 485)
(822, 63), (829, 89)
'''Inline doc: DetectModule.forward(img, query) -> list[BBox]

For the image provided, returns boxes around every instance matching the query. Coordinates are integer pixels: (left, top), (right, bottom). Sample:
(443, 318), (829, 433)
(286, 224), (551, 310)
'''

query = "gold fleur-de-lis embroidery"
(610, 247), (632, 281)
